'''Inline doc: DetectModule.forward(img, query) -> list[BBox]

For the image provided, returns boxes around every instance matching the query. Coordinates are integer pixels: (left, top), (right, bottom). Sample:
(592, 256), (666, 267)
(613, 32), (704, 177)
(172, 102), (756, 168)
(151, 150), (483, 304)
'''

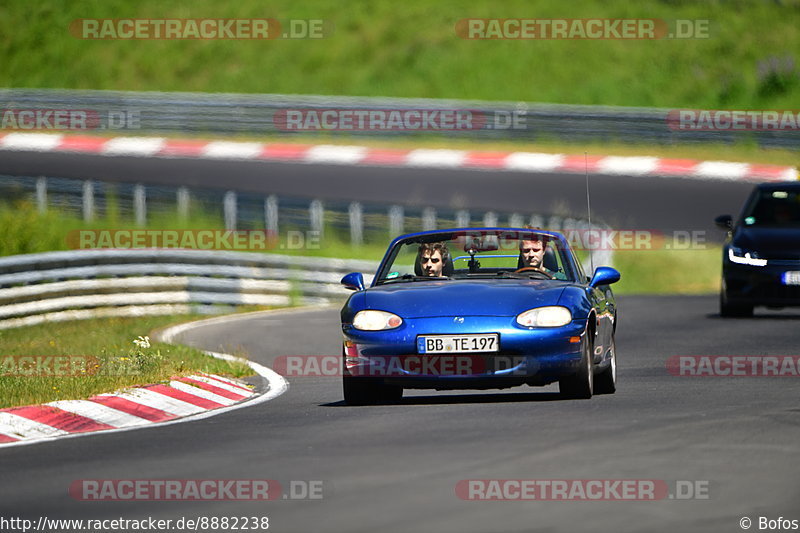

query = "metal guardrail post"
(349, 202), (363, 246)
(388, 205), (404, 238)
(309, 199), (324, 238)
(547, 215), (563, 231)
(82, 180), (95, 222)
(422, 208), (436, 231)
(224, 191), (237, 231)
(133, 184), (146, 226)
(455, 210), (470, 228)
(529, 215), (545, 229)
(177, 187), (190, 220)
(35, 177), (47, 214)
(265, 195), (279, 236)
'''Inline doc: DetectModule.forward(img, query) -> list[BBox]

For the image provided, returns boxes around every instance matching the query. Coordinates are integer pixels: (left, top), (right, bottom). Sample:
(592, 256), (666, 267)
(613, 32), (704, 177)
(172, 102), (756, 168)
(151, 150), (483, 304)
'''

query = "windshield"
(376, 230), (578, 284)
(742, 189), (800, 227)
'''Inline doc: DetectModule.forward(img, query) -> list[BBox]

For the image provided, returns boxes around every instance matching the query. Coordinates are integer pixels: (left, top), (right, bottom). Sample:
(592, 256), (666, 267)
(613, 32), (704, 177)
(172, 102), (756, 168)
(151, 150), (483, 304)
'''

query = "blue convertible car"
(340, 228), (620, 404)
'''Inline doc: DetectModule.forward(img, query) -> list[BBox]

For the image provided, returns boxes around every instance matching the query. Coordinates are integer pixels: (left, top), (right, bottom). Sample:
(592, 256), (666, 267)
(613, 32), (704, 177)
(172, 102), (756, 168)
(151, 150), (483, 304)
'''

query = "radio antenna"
(585, 152), (594, 274)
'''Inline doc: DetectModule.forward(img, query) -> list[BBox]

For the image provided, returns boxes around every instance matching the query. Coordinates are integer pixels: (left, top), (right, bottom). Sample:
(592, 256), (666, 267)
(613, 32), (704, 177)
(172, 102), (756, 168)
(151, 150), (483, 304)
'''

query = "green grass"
(0, 315), (254, 410)
(0, 199), (393, 259)
(1, 0), (798, 110)
(612, 245), (721, 295)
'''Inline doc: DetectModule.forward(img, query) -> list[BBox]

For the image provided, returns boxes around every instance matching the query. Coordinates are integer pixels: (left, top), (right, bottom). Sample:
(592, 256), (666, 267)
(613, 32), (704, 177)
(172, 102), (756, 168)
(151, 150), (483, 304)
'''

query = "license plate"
(783, 271), (800, 285)
(417, 334), (499, 354)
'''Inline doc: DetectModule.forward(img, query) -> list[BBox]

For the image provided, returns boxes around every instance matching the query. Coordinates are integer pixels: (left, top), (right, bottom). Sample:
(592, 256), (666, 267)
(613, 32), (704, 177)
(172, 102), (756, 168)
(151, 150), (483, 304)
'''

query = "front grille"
(767, 259), (800, 267)
(755, 284), (800, 301)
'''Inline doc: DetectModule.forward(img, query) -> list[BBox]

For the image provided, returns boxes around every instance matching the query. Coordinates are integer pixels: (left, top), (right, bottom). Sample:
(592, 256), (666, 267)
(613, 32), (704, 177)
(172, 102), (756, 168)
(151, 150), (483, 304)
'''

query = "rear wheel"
(343, 376), (403, 405)
(594, 336), (616, 395)
(720, 288), (753, 317)
(559, 335), (593, 399)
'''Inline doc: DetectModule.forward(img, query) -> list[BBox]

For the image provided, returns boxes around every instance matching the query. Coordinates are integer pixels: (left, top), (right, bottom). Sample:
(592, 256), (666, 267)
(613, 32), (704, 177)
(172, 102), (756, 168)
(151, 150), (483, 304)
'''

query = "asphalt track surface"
(0, 151), (755, 238)
(2, 296), (799, 533)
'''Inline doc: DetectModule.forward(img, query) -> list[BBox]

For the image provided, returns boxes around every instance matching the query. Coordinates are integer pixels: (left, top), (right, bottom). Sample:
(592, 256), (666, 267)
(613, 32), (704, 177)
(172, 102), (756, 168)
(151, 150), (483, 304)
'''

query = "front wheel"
(594, 336), (616, 395)
(559, 335), (593, 399)
(719, 288), (753, 317)
(343, 376), (403, 405)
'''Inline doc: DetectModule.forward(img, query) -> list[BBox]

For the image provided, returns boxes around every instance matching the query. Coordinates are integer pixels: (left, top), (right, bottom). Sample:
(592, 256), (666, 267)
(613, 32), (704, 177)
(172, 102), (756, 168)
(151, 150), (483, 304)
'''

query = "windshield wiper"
(453, 271), (553, 280)
(379, 274), (451, 284)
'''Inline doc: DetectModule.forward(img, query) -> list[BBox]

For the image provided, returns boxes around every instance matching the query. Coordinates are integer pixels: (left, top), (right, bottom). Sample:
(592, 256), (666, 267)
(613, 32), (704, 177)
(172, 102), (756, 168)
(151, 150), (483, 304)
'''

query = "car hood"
(364, 279), (572, 318)
(734, 226), (800, 260)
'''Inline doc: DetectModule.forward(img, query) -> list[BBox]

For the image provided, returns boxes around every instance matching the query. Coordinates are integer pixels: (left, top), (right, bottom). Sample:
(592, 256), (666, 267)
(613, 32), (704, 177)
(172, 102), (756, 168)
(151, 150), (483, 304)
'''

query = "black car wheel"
(594, 335), (616, 395)
(719, 287), (753, 317)
(343, 376), (403, 405)
(559, 334), (593, 399)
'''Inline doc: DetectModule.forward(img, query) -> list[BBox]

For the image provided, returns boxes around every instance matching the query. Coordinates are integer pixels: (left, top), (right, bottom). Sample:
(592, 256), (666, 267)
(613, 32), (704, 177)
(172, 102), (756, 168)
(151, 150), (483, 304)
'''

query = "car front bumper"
(341, 316), (588, 389)
(723, 260), (800, 307)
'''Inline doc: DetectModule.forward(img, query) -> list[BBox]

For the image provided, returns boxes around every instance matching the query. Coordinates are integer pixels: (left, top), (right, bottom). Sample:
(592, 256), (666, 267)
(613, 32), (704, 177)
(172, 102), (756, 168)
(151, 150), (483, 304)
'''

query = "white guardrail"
(0, 249), (377, 330)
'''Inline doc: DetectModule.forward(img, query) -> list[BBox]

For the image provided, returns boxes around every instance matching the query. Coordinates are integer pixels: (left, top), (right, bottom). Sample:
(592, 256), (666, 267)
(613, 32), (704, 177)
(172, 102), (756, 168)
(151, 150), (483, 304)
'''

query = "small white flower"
(133, 335), (151, 349)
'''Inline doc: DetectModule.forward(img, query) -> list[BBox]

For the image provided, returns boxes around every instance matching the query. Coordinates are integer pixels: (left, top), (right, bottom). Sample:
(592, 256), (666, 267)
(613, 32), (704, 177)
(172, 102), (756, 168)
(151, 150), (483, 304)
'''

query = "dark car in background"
(716, 182), (800, 317)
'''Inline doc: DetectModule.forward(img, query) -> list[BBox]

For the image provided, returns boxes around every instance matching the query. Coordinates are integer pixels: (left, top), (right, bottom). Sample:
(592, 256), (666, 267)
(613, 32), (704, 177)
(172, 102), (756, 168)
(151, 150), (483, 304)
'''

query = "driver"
(416, 242), (450, 277)
(518, 235), (547, 273)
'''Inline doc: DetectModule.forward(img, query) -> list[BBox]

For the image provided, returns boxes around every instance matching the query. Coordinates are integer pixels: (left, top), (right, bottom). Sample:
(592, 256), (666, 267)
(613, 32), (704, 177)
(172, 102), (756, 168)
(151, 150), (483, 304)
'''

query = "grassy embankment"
(2, 0), (798, 110)
(0, 315), (252, 410)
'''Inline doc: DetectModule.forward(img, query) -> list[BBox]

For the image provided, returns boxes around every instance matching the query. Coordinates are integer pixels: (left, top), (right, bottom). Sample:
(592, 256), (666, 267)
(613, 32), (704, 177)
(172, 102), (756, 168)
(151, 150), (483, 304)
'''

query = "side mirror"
(589, 266), (620, 288)
(341, 272), (365, 291)
(714, 214), (733, 231)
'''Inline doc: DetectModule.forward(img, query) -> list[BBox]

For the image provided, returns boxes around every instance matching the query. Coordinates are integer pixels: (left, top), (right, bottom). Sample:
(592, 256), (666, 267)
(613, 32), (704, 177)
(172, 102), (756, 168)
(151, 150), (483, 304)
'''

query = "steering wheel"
(513, 267), (554, 279)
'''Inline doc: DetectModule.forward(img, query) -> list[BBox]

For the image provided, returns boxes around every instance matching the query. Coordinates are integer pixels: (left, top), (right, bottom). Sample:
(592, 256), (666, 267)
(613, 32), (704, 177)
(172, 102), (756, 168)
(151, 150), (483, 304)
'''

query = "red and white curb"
(0, 314), (290, 448)
(0, 132), (795, 183)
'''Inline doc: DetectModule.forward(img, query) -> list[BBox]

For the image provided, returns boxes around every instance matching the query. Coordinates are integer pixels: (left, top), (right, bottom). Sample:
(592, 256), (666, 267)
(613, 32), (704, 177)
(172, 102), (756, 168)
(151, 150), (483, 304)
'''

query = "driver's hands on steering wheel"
(513, 266), (554, 279)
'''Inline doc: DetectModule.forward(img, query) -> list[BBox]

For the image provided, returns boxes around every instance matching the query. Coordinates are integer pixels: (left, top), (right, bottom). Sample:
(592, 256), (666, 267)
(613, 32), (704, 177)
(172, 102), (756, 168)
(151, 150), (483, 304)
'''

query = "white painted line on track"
(104, 388), (206, 417)
(0, 412), (68, 440)
(169, 380), (238, 406)
(46, 400), (151, 428)
(188, 374), (254, 395)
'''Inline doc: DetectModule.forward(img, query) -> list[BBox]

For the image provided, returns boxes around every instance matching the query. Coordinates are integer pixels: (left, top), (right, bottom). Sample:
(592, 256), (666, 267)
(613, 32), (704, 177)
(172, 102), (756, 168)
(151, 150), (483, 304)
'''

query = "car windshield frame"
(373, 228), (581, 286)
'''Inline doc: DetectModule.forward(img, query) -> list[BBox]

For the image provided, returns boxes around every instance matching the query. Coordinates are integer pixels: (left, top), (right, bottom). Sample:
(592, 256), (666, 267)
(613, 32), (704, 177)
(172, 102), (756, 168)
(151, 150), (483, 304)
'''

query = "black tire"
(559, 335), (593, 399)
(719, 288), (753, 317)
(343, 376), (403, 405)
(594, 336), (616, 395)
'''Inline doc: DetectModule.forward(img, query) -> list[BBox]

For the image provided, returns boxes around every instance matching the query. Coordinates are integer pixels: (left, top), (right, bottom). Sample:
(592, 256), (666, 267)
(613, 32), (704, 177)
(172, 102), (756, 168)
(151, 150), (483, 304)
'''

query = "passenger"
(416, 242), (450, 277)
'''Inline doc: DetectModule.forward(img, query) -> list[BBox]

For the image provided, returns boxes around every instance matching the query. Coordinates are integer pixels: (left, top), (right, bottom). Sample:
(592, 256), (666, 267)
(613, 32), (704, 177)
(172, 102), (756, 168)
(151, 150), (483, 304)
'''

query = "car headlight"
(728, 247), (767, 267)
(352, 310), (403, 331)
(516, 306), (572, 327)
